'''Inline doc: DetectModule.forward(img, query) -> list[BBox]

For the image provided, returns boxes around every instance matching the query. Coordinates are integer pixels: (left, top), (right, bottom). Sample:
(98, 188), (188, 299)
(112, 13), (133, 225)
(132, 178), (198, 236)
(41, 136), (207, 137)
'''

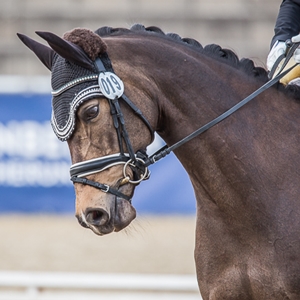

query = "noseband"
(69, 54), (154, 202)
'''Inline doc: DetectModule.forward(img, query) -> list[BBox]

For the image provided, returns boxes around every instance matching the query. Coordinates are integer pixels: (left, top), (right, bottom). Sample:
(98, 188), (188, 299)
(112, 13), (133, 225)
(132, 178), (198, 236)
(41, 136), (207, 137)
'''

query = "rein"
(70, 40), (299, 202)
(146, 55), (299, 166)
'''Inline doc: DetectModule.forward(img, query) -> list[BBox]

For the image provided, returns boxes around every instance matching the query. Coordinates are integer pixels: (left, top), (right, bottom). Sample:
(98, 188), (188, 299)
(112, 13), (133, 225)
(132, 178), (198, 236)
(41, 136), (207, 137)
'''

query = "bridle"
(70, 54), (154, 202)
(70, 40), (299, 202)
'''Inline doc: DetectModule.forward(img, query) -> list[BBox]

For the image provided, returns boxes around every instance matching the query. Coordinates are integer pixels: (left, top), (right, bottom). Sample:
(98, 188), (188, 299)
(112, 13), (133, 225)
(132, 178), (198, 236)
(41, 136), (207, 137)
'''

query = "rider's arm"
(271, 0), (300, 48)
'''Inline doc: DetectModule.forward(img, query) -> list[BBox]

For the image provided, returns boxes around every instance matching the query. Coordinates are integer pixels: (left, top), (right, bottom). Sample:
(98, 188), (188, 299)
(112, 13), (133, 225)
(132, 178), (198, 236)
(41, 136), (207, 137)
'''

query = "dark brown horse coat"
(18, 25), (300, 299)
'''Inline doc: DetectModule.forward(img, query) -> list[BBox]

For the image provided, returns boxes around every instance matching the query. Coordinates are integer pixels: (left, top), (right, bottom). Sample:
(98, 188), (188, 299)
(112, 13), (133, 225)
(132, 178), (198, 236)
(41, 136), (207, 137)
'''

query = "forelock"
(63, 28), (107, 61)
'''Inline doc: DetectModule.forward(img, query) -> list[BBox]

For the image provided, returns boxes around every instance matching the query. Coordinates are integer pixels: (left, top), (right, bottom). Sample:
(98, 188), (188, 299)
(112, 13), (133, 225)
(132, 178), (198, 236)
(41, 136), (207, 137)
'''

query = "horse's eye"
(82, 105), (99, 122)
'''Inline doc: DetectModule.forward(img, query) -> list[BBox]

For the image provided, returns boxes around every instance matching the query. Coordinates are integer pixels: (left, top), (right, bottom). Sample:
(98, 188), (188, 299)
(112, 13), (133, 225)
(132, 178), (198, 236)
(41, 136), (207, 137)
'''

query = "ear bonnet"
(17, 28), (123, 141)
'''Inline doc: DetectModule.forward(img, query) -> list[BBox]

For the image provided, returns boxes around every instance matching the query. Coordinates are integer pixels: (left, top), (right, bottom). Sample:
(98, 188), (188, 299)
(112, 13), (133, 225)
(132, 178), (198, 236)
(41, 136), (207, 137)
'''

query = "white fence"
(0, 271), (201, 300)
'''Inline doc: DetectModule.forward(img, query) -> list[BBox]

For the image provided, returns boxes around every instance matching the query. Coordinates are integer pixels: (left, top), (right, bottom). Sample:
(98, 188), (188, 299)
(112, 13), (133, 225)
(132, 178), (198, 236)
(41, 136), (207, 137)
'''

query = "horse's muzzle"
(76, 194), (136, 235)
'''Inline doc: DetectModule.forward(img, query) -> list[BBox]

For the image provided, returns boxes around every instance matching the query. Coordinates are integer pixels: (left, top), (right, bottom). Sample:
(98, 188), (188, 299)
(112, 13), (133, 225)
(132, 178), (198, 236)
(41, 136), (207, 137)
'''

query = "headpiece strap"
(94, 56), (107, 72)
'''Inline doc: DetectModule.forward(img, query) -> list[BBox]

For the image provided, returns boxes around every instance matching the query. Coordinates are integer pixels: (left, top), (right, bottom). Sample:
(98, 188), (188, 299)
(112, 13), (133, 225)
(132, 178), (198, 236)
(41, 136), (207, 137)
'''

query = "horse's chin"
(114, 197), (136, 232)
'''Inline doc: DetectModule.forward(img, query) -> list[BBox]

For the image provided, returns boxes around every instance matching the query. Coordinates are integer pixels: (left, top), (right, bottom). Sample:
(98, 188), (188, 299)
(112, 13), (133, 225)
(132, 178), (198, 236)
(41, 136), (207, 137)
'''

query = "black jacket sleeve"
(271, 0), (300, 48)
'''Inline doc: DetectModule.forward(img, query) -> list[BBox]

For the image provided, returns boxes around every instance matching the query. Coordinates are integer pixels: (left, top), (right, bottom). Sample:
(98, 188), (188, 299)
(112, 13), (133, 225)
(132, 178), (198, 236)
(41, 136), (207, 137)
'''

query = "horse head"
(18, 28), (156, 235)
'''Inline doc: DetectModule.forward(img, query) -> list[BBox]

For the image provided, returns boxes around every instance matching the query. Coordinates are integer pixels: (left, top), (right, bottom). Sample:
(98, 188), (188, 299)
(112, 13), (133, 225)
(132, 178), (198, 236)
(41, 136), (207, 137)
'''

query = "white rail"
(0, 271), (201, 300)
(0, 75), (51, 94)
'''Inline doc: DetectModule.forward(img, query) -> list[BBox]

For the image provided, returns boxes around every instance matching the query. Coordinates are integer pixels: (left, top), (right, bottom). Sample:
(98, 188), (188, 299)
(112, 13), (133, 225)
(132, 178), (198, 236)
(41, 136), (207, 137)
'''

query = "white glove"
(291, 33), (300, 43)
(294, 48), (300, 64)
(267, 40), (287, 71)
(292, 34), (300, 64)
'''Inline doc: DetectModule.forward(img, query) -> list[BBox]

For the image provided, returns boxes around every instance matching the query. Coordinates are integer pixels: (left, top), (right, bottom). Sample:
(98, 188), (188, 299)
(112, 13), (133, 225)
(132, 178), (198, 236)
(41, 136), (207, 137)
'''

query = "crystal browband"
(52, 74), (98, 96)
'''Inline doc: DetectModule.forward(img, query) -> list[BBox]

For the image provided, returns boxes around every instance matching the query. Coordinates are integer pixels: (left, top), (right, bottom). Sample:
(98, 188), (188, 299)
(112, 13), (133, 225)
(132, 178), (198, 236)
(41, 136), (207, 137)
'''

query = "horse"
(18, 24), (300, 299)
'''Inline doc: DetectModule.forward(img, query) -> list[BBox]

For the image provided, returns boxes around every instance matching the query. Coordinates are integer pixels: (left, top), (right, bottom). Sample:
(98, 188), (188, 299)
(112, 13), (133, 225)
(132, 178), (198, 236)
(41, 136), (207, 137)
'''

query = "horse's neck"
(111, 36), (299, 204)
(144, 50), (300, 209)
(150, 52), (254, 156)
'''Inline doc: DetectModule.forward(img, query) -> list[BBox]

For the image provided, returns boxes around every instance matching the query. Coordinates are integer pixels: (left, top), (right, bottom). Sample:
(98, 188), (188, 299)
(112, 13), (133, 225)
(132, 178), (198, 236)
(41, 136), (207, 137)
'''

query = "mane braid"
(94, 24), (300, 100)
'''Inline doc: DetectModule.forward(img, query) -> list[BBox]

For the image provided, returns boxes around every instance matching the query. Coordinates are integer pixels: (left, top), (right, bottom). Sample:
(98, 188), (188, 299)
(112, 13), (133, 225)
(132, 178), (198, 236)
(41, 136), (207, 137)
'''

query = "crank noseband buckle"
(70, 176), (131, 201)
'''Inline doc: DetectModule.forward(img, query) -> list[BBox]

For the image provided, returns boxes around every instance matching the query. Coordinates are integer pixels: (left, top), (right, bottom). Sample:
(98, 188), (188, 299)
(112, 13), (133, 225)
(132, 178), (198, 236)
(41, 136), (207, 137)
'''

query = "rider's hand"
(267, 40), (287, 71)
(292, 34), (300, 64)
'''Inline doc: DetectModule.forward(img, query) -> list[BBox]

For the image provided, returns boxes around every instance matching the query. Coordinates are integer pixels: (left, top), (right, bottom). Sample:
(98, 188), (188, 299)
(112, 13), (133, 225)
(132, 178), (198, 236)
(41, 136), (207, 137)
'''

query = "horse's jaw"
(75, 184), (136, 236)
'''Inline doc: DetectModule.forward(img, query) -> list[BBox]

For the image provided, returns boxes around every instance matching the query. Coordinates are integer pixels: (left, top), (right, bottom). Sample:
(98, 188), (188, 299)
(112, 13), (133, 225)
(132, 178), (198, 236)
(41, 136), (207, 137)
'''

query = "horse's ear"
(17, 33), (54, 71)
(35, 31), (95, 71)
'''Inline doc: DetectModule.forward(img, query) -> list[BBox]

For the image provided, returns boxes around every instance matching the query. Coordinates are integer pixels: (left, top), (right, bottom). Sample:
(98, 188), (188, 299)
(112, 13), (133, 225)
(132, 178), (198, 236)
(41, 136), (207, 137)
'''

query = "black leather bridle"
(70, 40), (299, 202)
(70, 55), (154, 202)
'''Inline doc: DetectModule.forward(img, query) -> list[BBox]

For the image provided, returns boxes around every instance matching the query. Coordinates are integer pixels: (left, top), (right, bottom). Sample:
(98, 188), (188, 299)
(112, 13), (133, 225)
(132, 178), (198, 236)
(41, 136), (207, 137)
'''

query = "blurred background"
(0, 0), (281, 299)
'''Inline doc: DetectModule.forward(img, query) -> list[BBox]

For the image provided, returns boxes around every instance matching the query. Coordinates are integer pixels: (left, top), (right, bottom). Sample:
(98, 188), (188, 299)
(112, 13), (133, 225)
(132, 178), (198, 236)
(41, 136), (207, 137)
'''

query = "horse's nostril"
(85, 208), (109, 226)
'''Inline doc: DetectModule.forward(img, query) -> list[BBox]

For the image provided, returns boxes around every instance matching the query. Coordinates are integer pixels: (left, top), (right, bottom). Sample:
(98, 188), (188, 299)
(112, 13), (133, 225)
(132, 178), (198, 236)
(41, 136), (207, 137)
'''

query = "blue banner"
(0, 93), (195, 214)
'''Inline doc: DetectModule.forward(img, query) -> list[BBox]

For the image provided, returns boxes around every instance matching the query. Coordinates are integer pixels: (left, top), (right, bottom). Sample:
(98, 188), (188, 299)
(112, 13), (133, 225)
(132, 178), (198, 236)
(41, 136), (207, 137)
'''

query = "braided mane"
(95, 24), (300, 100)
